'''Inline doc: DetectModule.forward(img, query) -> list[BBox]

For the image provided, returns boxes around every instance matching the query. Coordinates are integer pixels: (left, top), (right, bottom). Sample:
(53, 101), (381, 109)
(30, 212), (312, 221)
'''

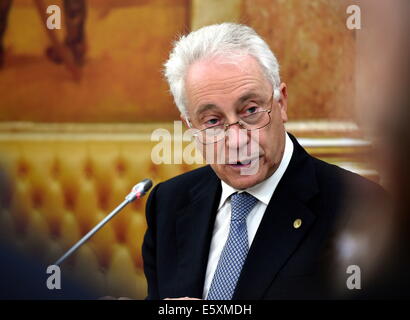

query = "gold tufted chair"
(0, 125), (203, 299)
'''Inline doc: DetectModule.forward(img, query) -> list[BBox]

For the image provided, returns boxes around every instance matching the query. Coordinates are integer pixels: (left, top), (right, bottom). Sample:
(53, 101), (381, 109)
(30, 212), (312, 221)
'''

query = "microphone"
(54, 178), (153, 266)
(125, 178), (153, 202)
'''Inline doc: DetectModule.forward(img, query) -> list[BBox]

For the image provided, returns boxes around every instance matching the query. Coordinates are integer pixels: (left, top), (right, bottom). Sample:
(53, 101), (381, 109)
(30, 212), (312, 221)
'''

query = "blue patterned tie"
(207, 192), (258, 300)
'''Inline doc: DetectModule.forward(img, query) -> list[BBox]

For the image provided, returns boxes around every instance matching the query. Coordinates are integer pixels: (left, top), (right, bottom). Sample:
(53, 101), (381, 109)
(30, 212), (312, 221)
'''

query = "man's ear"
(278, 83), (288, 123)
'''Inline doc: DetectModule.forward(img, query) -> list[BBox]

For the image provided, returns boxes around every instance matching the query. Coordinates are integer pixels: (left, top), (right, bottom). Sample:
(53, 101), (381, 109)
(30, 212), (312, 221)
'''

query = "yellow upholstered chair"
(0, 127), (202, 299)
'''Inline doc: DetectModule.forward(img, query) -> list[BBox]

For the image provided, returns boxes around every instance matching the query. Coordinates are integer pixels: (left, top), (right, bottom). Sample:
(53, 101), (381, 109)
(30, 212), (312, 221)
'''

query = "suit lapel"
(174, 167), (221, 298)
(233, 134), (320, 299)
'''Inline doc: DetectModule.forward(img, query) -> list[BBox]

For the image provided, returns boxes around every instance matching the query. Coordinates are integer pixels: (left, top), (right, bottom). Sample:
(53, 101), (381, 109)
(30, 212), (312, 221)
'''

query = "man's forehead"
(184, 54), (272, 116)
(186, 54), (264, 85)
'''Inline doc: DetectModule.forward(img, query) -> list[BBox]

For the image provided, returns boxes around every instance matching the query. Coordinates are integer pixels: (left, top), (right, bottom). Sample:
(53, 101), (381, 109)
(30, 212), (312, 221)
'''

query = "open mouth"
(228, 162), (251, 168)
(226, 157), (260, 168)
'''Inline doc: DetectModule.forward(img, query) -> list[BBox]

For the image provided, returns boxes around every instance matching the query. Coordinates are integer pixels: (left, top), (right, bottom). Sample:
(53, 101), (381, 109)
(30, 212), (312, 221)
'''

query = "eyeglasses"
(188, 95), (274, 145)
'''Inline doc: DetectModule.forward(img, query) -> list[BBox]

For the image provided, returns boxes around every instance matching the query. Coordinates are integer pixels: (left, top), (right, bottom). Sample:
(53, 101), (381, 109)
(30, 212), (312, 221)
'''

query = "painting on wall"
(0, 0), (189, 123)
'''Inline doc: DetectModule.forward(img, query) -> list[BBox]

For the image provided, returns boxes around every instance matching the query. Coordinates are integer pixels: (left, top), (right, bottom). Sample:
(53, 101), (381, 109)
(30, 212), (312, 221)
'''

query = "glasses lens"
(241, 111), (270, 130)
(195, 112), (271, 144)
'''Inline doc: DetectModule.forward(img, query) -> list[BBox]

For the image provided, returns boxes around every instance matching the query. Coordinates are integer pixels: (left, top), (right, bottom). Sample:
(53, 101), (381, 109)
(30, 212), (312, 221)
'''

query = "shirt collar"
(218, 132), (294, 209)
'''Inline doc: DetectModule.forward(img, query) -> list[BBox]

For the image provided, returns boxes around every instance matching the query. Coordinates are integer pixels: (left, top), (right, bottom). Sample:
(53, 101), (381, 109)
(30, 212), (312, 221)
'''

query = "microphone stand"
(53, 179), (153, 266)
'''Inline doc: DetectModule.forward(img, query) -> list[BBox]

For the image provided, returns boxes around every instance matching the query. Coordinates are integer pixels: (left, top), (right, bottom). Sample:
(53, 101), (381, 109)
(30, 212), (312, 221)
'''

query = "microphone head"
(140, 178), (153, 193)
(125, 178), (154, 202)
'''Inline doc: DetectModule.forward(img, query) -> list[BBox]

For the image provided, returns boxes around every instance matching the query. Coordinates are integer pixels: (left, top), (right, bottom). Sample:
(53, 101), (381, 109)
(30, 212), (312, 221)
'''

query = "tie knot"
(230, 192), (258, 221)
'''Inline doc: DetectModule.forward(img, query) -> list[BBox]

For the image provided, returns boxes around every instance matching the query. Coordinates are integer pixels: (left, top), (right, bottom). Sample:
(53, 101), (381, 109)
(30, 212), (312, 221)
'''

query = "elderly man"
(142, 23), (380, 300)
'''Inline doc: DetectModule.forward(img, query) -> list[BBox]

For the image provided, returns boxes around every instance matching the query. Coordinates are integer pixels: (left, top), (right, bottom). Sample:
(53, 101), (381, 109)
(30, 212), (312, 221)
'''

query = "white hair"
(163, 23), (281, 116)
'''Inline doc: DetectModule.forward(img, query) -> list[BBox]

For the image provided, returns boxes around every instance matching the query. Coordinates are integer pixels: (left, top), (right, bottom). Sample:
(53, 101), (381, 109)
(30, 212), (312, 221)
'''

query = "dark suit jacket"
(142, 133), (381, 300)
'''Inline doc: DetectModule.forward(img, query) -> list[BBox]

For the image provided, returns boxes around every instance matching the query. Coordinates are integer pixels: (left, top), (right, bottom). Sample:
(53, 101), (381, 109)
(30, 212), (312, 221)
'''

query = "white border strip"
(298, 138), (371, 148)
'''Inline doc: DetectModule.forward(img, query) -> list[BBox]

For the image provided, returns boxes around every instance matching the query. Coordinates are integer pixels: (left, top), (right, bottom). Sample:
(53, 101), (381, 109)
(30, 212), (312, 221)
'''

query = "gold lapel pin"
(293, 218), (302, 229)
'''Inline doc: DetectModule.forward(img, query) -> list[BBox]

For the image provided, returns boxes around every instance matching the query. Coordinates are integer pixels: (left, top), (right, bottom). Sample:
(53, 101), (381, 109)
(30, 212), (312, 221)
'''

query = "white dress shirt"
(202, 132), (294, 299)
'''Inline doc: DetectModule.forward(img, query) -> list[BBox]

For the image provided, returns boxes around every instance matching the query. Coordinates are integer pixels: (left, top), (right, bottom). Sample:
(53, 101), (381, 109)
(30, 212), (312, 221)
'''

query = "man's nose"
(225, 124), (249, 150)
